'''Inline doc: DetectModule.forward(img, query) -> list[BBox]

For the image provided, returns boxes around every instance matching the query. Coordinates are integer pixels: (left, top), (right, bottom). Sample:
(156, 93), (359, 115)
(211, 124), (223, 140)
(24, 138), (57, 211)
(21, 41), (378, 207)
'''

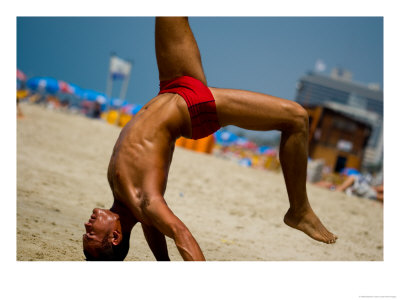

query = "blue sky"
(17, 17), (383, 105)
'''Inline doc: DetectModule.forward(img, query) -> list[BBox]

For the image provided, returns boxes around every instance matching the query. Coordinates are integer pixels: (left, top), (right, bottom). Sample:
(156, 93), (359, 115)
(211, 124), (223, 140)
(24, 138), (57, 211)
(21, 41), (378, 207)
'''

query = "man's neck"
(110, 201), (137, 233)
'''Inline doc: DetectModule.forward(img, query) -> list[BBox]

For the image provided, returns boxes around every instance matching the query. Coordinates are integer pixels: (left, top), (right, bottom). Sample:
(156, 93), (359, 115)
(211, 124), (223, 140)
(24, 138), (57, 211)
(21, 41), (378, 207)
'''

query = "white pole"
(106, 54), (115, 111)
(106, 74), (113, 99)
(106, 55), (114, 99)
(119, 72), (130, 101)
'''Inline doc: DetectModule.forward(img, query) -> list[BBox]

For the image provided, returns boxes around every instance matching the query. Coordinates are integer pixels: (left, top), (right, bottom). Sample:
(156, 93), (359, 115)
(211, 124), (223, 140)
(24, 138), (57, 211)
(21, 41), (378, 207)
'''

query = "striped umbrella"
(27, 77), (60, 94)
(17, 69), (27, 81)
(68, 83), (83, 99)
(58, 80), (74, 94)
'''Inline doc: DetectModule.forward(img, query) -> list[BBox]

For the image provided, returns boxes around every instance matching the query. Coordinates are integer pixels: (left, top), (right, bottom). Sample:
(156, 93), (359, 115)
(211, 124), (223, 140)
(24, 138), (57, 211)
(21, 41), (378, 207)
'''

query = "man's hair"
(84, 232), (131, 261)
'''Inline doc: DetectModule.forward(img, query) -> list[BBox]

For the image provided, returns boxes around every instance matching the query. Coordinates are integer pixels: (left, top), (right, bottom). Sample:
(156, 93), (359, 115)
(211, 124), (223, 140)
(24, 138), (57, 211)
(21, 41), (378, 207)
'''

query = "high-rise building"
(295, 68), (383, 170)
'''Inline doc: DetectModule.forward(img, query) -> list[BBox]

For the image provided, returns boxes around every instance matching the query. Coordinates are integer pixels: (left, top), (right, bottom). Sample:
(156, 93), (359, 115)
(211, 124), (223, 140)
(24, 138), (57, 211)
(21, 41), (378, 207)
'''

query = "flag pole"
(106, 73), (113, 99)
(119, 71), (130, 100)
(106, 53), (115, 111)
(119, 59), (132, 101)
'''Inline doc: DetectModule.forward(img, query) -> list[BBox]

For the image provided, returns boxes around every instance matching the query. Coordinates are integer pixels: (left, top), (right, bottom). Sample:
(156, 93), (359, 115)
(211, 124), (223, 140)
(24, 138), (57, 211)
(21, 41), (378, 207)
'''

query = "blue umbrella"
(81, 89), (108, 104)
(108, 98), (128, 108)
(131, 104), (143, 115)
(258, 146), (271, 154)
(214, 130), (239, 146)
(27, 77), (60, 94)
(121, 103), (143, 115)
(68, 83), (83, 99)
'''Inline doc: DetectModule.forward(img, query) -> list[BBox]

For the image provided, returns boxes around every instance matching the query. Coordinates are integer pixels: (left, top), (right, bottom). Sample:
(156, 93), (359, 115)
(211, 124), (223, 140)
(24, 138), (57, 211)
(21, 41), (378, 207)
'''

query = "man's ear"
(111, 230), (122, 246)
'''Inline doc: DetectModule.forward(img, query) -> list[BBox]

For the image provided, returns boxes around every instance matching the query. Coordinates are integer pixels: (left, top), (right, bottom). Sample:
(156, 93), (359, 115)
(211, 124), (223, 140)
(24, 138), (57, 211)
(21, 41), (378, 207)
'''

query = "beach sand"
(17, 102), (383, 261)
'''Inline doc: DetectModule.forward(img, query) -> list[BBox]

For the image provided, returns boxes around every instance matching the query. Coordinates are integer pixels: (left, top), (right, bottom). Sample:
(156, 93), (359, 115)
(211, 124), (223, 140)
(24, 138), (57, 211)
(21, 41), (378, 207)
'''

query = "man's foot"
(284, 208), (338, 244)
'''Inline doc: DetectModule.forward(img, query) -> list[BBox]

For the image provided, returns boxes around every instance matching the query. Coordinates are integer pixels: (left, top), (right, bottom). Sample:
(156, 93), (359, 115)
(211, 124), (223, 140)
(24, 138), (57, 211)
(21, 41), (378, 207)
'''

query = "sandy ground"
(16, 102), (383, 261)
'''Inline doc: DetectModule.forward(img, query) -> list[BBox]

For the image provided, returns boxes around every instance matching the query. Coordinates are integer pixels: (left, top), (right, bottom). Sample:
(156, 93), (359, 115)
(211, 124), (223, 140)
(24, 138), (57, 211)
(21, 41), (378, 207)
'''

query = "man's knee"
(286, 102), (309, 133)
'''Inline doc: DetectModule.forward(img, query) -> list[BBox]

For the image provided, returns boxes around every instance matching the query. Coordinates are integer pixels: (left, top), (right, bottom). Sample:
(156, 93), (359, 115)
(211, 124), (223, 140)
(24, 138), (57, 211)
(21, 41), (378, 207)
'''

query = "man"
(83, 17), (337, 261)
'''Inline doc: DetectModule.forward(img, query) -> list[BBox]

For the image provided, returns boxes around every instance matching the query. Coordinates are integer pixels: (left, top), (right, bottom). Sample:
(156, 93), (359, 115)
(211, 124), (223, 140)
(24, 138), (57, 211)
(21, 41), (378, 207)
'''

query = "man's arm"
(141, 223), (170, 261)
(142, 196), (206, 261)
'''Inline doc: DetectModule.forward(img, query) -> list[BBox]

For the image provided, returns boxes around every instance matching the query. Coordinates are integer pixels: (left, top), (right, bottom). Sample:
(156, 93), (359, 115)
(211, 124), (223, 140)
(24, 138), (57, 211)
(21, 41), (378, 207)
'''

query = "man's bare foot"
(284, 208), (338, 244)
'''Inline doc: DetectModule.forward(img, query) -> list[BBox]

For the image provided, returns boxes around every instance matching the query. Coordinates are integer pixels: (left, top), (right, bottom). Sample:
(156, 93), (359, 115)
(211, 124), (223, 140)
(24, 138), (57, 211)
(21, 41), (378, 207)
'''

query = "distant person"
(60, 99), (70, 109)
(336, 174), (383, 201)
(16, 89), (28, 118)
(17, 97), (24, 118)
(318, 174), (384, 202)
(316, 169), (383, 202)
(83, 17), (337, 261)
(89, 102), (101, 119)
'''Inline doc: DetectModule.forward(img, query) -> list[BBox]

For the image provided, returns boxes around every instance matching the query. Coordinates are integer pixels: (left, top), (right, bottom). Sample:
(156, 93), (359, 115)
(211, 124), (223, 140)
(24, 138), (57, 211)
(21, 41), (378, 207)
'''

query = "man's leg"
(155, 17), (207, 85)
(211, 87), (338, 244)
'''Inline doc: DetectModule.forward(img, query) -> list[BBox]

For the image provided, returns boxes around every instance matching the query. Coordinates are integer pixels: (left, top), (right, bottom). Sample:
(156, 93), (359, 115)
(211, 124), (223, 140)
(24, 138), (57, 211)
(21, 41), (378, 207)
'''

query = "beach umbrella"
(96, 94), (107, 104)
(68, 83), (83, 99)
(234, 136), (258, 150)
(81, 89), (108, 104)
(27, 77), (60, 94)
(121, 103), (135, 114)
(120, 103), (143, 115)
(265, 148), (277, 156)
(58, 80), (74, 94)
(81, 89), (98, 101)
(236, 137), (249, 146)
(131, 104), (143, 115)
(17, 69), (27, 90)
(109, 98), (128, 108)
(80, 89), (109, 113)
(17, 69), (27, 81)
(214, 130), (239, 146)
(241, 140), (258, 150)
(258, 146), (277, 156)
(258, 146), (271, 154)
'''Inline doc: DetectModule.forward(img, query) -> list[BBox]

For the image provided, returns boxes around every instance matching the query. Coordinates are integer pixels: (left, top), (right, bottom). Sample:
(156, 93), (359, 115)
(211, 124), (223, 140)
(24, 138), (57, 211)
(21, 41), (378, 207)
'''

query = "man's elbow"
(170, 222), (191, 240)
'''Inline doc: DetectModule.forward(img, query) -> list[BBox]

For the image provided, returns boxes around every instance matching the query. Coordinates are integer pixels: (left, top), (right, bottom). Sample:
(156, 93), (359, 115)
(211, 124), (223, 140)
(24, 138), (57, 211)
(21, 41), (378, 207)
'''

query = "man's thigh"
(155, 17), (207, 85)
(210, 87), (304, 131)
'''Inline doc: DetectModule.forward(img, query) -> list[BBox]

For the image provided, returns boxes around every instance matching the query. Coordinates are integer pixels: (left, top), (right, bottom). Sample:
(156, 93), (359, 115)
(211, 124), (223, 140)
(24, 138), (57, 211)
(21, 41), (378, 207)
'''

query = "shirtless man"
(83, 17), (337, 261)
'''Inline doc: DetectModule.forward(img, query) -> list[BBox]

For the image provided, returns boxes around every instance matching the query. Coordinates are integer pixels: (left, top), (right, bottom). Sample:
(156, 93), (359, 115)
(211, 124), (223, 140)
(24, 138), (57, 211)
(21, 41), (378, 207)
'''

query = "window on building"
(334, 156), (347, 173)
(332, 118), (357, 132)
(348, 93), (367, 110)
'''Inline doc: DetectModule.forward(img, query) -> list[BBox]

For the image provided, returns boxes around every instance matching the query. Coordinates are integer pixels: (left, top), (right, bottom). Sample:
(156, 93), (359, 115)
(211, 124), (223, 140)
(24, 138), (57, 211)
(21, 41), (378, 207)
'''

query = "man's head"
(82, 208), (130, 261)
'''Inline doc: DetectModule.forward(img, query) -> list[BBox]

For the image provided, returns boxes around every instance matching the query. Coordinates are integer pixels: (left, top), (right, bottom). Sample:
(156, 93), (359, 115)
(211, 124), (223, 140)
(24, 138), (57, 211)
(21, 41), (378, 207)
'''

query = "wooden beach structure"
(305, 105), (372, 172)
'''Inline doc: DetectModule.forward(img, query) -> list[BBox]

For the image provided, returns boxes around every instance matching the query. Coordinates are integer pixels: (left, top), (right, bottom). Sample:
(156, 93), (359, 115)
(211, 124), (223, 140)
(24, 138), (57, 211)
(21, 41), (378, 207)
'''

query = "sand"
(17, 102), (383, 261)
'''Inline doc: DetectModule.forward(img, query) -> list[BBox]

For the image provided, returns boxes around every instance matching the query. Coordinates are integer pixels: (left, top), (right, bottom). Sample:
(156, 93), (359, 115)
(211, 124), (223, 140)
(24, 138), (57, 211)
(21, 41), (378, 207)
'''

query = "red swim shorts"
(159, 76), (221, 140)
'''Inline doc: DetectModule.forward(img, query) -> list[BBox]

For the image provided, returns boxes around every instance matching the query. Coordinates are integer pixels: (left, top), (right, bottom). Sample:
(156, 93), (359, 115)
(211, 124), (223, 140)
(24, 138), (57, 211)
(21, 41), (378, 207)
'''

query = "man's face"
(82, 208), (119, 256)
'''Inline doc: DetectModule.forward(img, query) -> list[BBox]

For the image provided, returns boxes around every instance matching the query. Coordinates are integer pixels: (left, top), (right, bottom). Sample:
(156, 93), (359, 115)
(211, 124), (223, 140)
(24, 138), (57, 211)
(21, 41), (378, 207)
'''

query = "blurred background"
(17, 17), (383, 198)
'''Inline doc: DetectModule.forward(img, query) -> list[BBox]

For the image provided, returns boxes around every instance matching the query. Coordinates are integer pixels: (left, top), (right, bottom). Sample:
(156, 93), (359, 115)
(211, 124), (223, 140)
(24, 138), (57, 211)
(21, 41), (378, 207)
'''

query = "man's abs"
(107, 94), (188, 218)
